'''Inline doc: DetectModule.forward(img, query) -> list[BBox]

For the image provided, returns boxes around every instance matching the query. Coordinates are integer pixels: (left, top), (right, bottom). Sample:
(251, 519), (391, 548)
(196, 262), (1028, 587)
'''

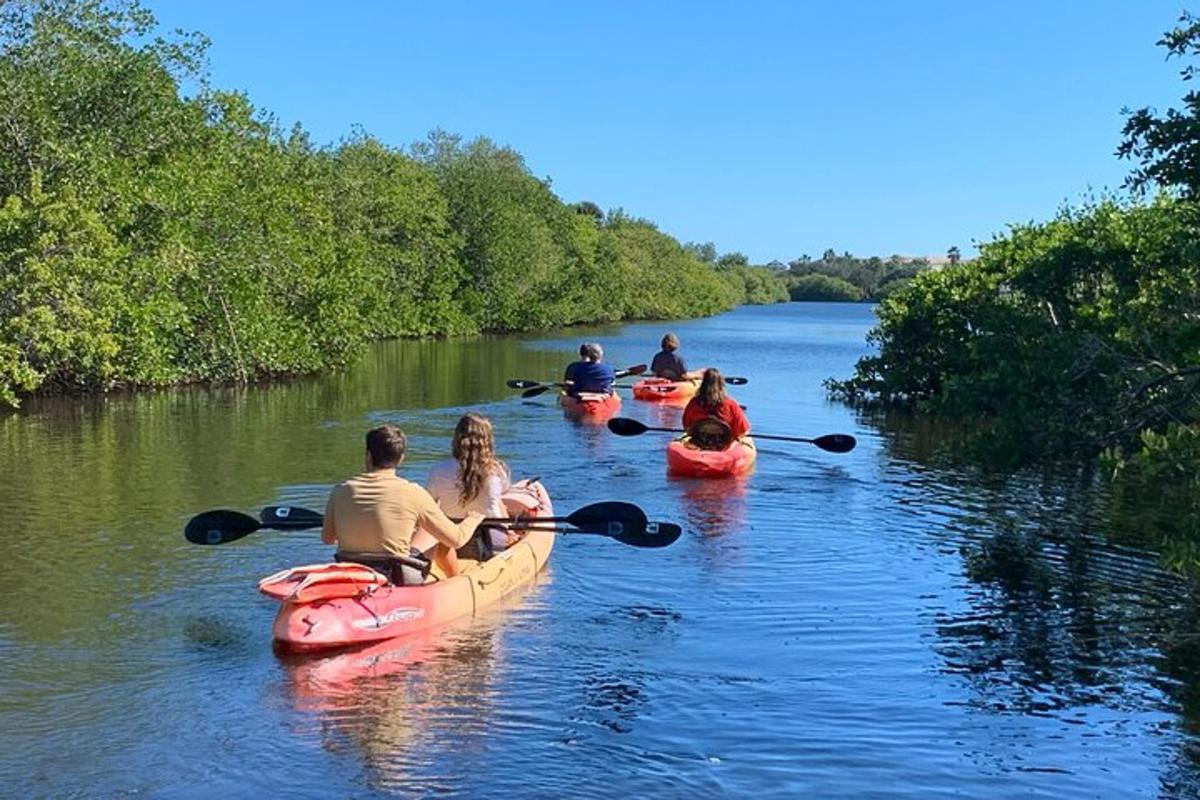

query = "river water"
(1, 302), (1198, 798)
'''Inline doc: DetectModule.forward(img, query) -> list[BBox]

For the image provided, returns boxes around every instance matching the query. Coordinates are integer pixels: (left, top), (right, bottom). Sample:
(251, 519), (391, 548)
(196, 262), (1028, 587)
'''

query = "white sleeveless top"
(426, 458), (509, 519)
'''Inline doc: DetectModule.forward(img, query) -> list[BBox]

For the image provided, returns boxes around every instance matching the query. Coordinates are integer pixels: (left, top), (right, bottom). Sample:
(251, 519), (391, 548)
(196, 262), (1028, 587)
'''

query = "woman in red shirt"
(682, 368), (750, 448)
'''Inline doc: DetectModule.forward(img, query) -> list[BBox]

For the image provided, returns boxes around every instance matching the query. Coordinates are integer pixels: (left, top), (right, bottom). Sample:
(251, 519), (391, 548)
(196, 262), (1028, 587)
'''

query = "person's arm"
(416, 489), (483, 548)
(321, 490), (338, 545)
(564, 362), (576, 383)
(682, 400), (701, 430)
(601, 363), (616, 392)
(425, 462), (452, 508)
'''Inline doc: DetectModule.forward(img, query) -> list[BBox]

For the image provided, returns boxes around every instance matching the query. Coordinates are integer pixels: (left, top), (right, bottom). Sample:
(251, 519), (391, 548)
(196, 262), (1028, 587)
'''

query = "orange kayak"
(632, 377), (698, 406)
(666, 436), (757, 478)
(559, 391), (621, 422)
(261, 482), (554, 651)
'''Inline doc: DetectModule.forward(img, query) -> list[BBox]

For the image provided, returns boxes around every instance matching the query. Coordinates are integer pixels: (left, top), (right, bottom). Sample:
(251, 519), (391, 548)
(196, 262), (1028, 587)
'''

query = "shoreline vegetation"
(828, 12), (1200, 578)
(0, 0), (942, 411)
(0, 1), (801, 410)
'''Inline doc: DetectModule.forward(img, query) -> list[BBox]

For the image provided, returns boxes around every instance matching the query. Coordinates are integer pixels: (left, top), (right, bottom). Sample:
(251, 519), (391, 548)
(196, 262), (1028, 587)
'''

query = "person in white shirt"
(423, 413), (517, 554)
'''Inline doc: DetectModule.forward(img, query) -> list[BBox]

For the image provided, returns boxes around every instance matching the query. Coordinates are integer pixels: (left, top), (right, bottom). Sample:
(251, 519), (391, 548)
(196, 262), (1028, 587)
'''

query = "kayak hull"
(666, 436), (757, 478)
(264, 485), (554, 652)
(559, 392), (621, 423)
(632, 377), (698, 406)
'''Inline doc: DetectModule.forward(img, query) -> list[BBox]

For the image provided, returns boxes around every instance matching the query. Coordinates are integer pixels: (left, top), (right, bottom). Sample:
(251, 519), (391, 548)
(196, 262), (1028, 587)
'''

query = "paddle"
(512, 364), (647, 399)
(184, 500), (680, 548)
(605, 417), (857, 453)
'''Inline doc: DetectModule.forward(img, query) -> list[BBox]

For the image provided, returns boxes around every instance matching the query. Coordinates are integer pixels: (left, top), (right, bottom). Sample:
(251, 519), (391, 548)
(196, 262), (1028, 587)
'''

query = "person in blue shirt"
(564, 342), (615, 396)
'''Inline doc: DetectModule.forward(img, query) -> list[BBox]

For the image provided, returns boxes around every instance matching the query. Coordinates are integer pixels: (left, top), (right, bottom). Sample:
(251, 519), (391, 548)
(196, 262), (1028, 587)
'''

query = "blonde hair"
(695, 368), (727, 410)
(661, 333), (679, 351)
(452, 413), (509, 504)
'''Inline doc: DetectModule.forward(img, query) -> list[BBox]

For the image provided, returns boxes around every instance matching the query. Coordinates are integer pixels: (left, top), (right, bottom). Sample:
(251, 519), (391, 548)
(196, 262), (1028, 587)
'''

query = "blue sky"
(147, 1), (1186, 263)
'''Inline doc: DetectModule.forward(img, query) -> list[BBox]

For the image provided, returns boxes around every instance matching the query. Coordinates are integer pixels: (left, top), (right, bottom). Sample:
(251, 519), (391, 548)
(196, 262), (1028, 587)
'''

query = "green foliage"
(830, 197), (1200, 466)
(787, 273), (862, 302)
(785, 250), (931, 301)
(678, 244), (790, 305)
(1102, 422), (1200, 577)
(0, 1), (752, 407)
(1119, 10), (1200, 196)
(717, 264), (791, 304)
(600, 219), (740, 319)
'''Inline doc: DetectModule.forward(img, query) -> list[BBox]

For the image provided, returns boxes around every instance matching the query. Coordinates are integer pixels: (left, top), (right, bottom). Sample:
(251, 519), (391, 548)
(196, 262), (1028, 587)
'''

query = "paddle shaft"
(515, 364), (646, 397)
(625, 423), (829, 445)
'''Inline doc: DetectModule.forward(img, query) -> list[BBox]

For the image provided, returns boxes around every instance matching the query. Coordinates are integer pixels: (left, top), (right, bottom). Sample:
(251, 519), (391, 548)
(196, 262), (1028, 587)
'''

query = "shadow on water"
(860, 406), (1200, 788)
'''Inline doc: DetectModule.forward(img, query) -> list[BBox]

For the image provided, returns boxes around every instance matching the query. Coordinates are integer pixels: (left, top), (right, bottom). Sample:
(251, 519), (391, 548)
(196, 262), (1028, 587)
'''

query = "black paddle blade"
(812, 434), (857, 453)
(613, 520), (683, 548)
(564, 501), (648, 537)
(184, 510), (261, 545)
(260, 505), (325, 530)
(613, 364), (647, 379)
(522, 384), (555, 398)
(724, 376), (748, 385)
(606, 417), (651, 436)
(506, 379), (542, 389)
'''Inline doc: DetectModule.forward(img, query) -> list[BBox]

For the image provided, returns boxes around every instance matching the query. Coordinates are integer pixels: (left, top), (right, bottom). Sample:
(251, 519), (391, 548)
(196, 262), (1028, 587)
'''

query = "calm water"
(2, 303), (1198, 798)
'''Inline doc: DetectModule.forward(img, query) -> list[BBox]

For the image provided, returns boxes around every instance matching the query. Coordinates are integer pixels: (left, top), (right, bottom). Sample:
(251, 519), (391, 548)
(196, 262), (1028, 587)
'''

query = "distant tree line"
(0, 0), (774, 408)
(783, 250), (938, 301)
(678, 244), (949, 304)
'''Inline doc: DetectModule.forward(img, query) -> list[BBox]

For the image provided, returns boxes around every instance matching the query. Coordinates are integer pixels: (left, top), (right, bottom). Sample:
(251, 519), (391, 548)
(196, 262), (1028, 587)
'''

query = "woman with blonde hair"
(424, 413), (516, 555)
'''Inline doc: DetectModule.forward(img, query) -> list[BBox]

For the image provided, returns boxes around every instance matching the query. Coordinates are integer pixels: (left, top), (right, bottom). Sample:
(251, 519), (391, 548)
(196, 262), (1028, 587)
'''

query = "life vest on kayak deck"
(258, 562), (390, 603)
(688, 417), (734, 451)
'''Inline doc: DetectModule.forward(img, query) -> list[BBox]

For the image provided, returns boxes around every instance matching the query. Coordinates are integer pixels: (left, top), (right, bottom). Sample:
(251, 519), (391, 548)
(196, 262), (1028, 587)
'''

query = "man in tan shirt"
(322, 425), (483, 581)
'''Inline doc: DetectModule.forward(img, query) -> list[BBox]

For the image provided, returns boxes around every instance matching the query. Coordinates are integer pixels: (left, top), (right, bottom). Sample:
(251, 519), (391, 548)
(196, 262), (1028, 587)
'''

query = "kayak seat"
(456, 523), (505, 562)
(688, 417), (734, 451)
(335, 550), (431, 586)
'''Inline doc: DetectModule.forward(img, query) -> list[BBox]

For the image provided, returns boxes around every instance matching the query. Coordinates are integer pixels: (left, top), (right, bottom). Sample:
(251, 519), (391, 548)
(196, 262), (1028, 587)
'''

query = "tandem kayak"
(559, 391), (621, 422)
(666, 436), (757, 478)
(260, 482), (554, 652)
(632, 377), (698, 406)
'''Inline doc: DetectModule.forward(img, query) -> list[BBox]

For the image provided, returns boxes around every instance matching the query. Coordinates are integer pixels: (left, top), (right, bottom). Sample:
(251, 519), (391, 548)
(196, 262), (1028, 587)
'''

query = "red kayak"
(666, 436), (757, 478)
(260, 482), (554, 652)
(559, 391), (621, 423)
(632, 377), (698, 406)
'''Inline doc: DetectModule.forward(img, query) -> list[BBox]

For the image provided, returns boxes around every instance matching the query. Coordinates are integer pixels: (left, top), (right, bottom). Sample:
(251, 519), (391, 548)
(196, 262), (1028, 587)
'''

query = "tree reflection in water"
(862, 408), (1200, 787)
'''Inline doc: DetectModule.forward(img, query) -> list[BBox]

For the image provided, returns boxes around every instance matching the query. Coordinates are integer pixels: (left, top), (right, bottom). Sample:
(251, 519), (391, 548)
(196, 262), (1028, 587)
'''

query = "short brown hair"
(661, 333), (679, 351)
(366, 425), (407, 468)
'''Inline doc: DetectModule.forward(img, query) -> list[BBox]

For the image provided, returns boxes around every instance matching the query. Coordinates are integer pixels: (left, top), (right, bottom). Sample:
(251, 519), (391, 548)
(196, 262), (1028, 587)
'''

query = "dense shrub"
(787, 273), (862, 302)
(0, 1), (757, 407)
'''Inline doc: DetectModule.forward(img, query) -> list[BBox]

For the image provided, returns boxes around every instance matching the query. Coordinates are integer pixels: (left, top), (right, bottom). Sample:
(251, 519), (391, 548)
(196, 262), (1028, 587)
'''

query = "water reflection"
(675, 477), (749, 539)
(281, 619), (502, 795)
(862, 407), (1200, 787)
